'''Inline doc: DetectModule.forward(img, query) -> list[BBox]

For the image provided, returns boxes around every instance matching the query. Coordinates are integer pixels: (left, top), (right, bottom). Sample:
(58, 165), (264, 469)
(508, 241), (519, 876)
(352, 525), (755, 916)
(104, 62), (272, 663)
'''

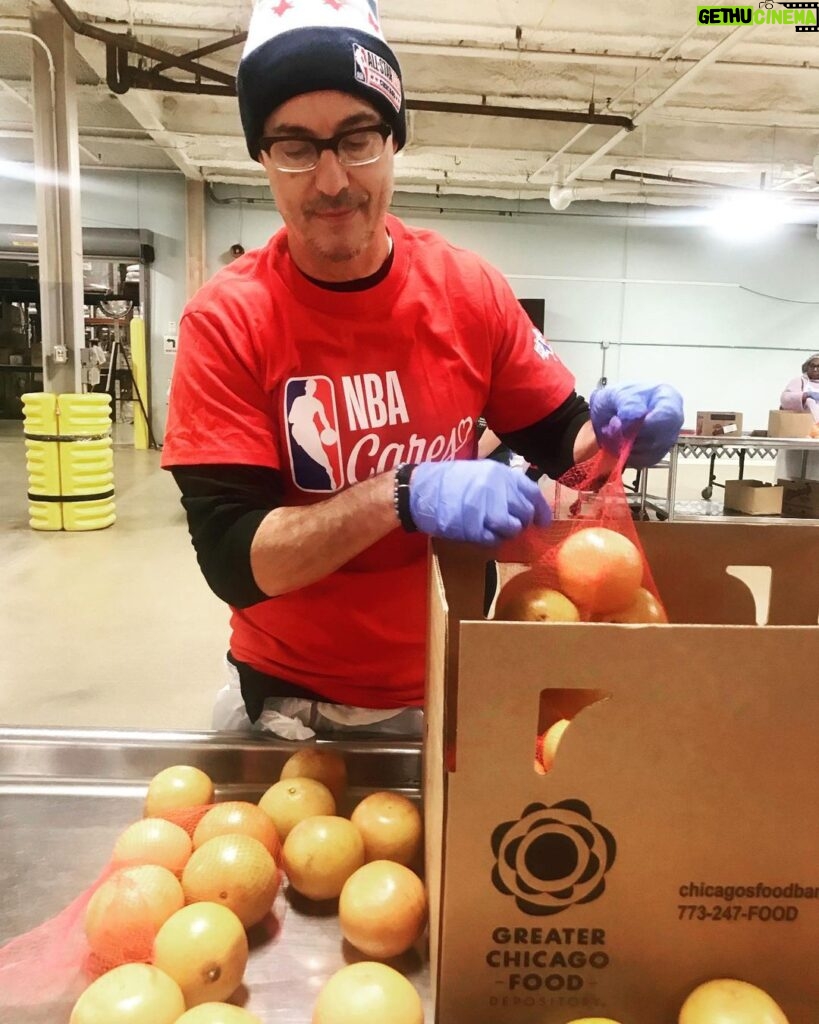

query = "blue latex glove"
(590, 382), (684, 469)
(409, 460), (552, 544)
(805, 391), (819, 403)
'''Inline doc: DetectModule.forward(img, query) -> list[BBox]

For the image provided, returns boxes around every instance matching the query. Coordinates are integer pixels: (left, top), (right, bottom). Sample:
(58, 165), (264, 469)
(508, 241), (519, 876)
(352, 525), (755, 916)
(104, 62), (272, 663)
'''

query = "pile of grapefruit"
(69, 748), (426, 1024)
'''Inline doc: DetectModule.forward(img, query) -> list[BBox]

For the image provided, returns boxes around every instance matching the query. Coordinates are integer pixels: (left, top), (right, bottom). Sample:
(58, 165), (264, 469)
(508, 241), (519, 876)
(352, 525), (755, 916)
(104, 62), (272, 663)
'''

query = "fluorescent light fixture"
(707, 192), (791, 241)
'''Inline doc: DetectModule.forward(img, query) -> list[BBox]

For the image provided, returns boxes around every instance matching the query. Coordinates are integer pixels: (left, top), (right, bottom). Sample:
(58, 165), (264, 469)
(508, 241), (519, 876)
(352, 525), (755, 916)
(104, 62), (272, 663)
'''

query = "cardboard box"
(767, 410), (815, 438)
(723, 478), (783, 515)
(779, 479), (819, 519)
(696, 410), (743, 436)
(426, 523), (819, 1024)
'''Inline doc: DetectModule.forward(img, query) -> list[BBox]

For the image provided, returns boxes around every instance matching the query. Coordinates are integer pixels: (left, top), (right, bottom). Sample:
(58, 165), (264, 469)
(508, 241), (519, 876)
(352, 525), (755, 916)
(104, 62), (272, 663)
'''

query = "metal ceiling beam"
(559, 24), (755, 188)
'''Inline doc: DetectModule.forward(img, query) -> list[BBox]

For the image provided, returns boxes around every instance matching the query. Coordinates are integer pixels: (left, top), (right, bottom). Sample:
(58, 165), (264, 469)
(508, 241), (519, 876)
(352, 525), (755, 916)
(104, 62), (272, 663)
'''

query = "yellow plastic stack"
(22, 392), (62, 531)
(22, 392), (116, 532)
(129, 314), (149, 451)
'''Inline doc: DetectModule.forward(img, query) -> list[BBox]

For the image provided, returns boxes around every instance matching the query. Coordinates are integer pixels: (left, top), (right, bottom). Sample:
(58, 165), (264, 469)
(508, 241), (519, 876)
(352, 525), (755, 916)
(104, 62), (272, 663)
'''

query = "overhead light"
(707, 192), (791, 242)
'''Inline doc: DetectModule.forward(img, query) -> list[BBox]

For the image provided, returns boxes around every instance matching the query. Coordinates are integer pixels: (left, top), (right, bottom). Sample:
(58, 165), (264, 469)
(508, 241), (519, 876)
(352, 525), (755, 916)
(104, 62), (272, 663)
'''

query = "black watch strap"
(394, 463), (418, 532)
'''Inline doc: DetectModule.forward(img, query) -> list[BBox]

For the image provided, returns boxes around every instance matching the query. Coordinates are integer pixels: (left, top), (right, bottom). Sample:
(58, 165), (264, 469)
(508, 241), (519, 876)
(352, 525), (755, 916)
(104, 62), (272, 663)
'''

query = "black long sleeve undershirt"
(170, 464), (283, 609)
(168, 391), (591, 610)
(497, 393), (590, 480)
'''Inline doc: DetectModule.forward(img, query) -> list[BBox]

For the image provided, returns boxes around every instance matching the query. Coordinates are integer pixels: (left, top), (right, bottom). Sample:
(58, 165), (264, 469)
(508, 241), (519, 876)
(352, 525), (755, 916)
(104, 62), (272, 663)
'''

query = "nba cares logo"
(284, 376), (344, 493)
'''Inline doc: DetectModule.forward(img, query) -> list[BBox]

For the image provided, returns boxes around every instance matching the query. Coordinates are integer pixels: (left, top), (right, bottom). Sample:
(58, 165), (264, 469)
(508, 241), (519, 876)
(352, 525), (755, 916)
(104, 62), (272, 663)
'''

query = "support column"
(186, 179), (206, 300)
(30, 3), (84, 394)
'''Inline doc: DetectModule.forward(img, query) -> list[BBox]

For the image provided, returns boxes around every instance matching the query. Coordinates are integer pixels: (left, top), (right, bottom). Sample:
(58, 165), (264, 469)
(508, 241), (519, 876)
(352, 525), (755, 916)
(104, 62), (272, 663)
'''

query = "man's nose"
(314, 149), (350, 197)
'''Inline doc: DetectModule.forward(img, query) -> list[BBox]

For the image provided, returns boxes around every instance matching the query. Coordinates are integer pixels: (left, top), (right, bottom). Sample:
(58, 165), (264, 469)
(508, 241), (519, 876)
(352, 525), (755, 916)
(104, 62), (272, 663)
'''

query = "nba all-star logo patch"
(284, 376), (344, 493)
(352, 43), (402, 113)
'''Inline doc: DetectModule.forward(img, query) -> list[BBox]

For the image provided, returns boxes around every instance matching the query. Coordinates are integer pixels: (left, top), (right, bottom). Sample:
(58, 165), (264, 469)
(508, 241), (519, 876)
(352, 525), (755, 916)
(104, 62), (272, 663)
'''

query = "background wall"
(1, 168), (818, 440)
(207, 186), (819, 436)
(0, 167), (185, 439)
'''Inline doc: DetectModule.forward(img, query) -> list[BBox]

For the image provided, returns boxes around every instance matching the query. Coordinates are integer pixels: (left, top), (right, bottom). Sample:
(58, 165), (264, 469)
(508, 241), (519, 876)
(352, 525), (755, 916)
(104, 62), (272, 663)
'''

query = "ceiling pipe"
(408, 100), (632, 129)
(549, 179), (819, 210)
(609, 168), (749, 189)
(48, 0), (235, 88)
(557, 24), (754, 191)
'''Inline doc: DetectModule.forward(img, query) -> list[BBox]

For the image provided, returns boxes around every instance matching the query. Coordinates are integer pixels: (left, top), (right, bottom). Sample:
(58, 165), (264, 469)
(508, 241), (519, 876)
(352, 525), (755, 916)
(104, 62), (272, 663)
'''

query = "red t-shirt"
(162, 215), (575, 707)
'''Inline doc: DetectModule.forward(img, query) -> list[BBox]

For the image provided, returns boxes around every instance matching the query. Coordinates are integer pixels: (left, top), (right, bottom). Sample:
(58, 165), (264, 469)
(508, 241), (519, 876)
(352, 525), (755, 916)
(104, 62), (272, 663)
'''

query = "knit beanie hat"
(237, 0), (406, 160)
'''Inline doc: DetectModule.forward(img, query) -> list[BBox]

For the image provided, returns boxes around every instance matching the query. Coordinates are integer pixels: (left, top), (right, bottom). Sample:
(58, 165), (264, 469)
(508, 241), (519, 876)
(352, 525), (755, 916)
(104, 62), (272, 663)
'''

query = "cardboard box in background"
(779, 479), (819, 519)
(767, 410), (814, 438)
(426, 524), (819, 1024)
(723, 479), (783, 515)
(696, 410), (743, 436)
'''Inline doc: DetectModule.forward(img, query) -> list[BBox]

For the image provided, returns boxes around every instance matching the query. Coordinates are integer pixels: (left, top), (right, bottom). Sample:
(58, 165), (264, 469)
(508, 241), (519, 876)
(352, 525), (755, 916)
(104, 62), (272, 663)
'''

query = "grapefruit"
(144, 765), (214, 818)
(193, 801), (280, 859)
(176, 1007), (264, 1024)
(280, 747), (348, 802)
(258, 777), (336, 841)
(312, 962), (424, 1024)
(679, 978), (789, 1024)
(350, 792), (423, 866)
(595, 586), (668, 624)
(182, 834), (280, 928)
(494, 573), (580, 623)
(112, 818), (192, 874)
(153, 902), (248, 1006)
(69, 963), (185, 1024)
(565, 1019), (624, 1023)
(84, 864), (184, 966)
(535, 718), (570, 774)
(555, 527), (642, 615)
(565, 1019), (624, 1024)
(339, 860), (427, 959)
(282, 815), (365, 901)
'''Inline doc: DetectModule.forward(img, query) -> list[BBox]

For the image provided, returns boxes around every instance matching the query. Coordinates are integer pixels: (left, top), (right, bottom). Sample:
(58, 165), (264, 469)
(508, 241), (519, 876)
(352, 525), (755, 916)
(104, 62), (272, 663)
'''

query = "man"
(162, 0), (683, 739)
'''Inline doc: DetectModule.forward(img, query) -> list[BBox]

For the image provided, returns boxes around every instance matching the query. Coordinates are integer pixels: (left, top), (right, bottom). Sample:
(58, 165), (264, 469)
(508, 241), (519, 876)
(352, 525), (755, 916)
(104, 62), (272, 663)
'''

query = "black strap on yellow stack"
(24, 431), (114, 503)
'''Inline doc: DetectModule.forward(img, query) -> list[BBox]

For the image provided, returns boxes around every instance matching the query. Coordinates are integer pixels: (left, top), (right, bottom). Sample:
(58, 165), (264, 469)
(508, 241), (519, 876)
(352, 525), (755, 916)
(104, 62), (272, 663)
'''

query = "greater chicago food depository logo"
(697, 3), (818, 31)
(491, 800), (617, 916)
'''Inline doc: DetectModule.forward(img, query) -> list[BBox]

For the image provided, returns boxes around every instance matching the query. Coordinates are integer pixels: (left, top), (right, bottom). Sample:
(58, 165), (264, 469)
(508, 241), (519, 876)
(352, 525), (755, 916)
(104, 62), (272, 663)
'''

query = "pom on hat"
(238, 0), (406, 160)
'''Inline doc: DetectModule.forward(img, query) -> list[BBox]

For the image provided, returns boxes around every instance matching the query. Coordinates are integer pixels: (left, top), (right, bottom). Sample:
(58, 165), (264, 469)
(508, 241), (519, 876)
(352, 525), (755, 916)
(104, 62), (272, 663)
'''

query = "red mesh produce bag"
(494, 447), (666, 627)
(0, 800), (284, 1016)
(492, 448), (668, 774)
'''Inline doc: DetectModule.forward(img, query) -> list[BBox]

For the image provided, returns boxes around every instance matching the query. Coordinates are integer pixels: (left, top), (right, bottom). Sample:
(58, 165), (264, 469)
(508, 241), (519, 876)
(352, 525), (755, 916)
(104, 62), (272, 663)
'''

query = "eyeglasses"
(258, 123), (392, 173)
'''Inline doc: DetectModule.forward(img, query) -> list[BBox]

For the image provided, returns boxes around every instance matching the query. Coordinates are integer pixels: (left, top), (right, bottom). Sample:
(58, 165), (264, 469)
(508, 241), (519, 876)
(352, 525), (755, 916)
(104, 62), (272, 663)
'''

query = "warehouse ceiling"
(0, 0), (818, 207)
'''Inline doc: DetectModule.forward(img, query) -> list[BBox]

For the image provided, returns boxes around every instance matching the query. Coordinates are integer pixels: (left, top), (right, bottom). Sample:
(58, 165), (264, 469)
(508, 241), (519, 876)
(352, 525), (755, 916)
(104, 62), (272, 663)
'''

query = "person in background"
(161, 0), (684, 741)
(776, 354), (819, 483)
(780, 354), (819, 424)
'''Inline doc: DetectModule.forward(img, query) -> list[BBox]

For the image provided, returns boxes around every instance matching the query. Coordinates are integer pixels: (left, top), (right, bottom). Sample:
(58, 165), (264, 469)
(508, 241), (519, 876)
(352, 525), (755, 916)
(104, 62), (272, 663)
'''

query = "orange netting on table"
(0, 801), (284, 1013)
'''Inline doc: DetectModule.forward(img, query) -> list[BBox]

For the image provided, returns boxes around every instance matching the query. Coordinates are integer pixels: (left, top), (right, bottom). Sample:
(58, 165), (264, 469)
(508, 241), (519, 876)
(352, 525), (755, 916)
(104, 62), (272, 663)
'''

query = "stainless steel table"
(664, 435), (819, 523)
(0, 727), (426, 1024)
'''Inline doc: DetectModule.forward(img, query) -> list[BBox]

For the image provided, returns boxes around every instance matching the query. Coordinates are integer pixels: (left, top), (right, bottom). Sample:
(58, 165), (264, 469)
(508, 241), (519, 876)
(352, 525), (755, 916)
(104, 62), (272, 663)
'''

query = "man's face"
(259, 91), (395, 275)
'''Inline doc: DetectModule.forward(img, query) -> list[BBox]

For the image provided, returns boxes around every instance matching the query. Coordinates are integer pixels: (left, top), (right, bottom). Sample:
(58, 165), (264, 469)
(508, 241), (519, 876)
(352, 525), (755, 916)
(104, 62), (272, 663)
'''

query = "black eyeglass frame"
(257, 123), (393, 171)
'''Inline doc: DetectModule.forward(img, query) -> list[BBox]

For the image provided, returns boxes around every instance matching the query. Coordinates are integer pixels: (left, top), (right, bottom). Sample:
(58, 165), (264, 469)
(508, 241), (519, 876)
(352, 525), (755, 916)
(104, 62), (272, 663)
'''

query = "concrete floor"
(0, 419), (777, 732)
(0, 421), (228, 731)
